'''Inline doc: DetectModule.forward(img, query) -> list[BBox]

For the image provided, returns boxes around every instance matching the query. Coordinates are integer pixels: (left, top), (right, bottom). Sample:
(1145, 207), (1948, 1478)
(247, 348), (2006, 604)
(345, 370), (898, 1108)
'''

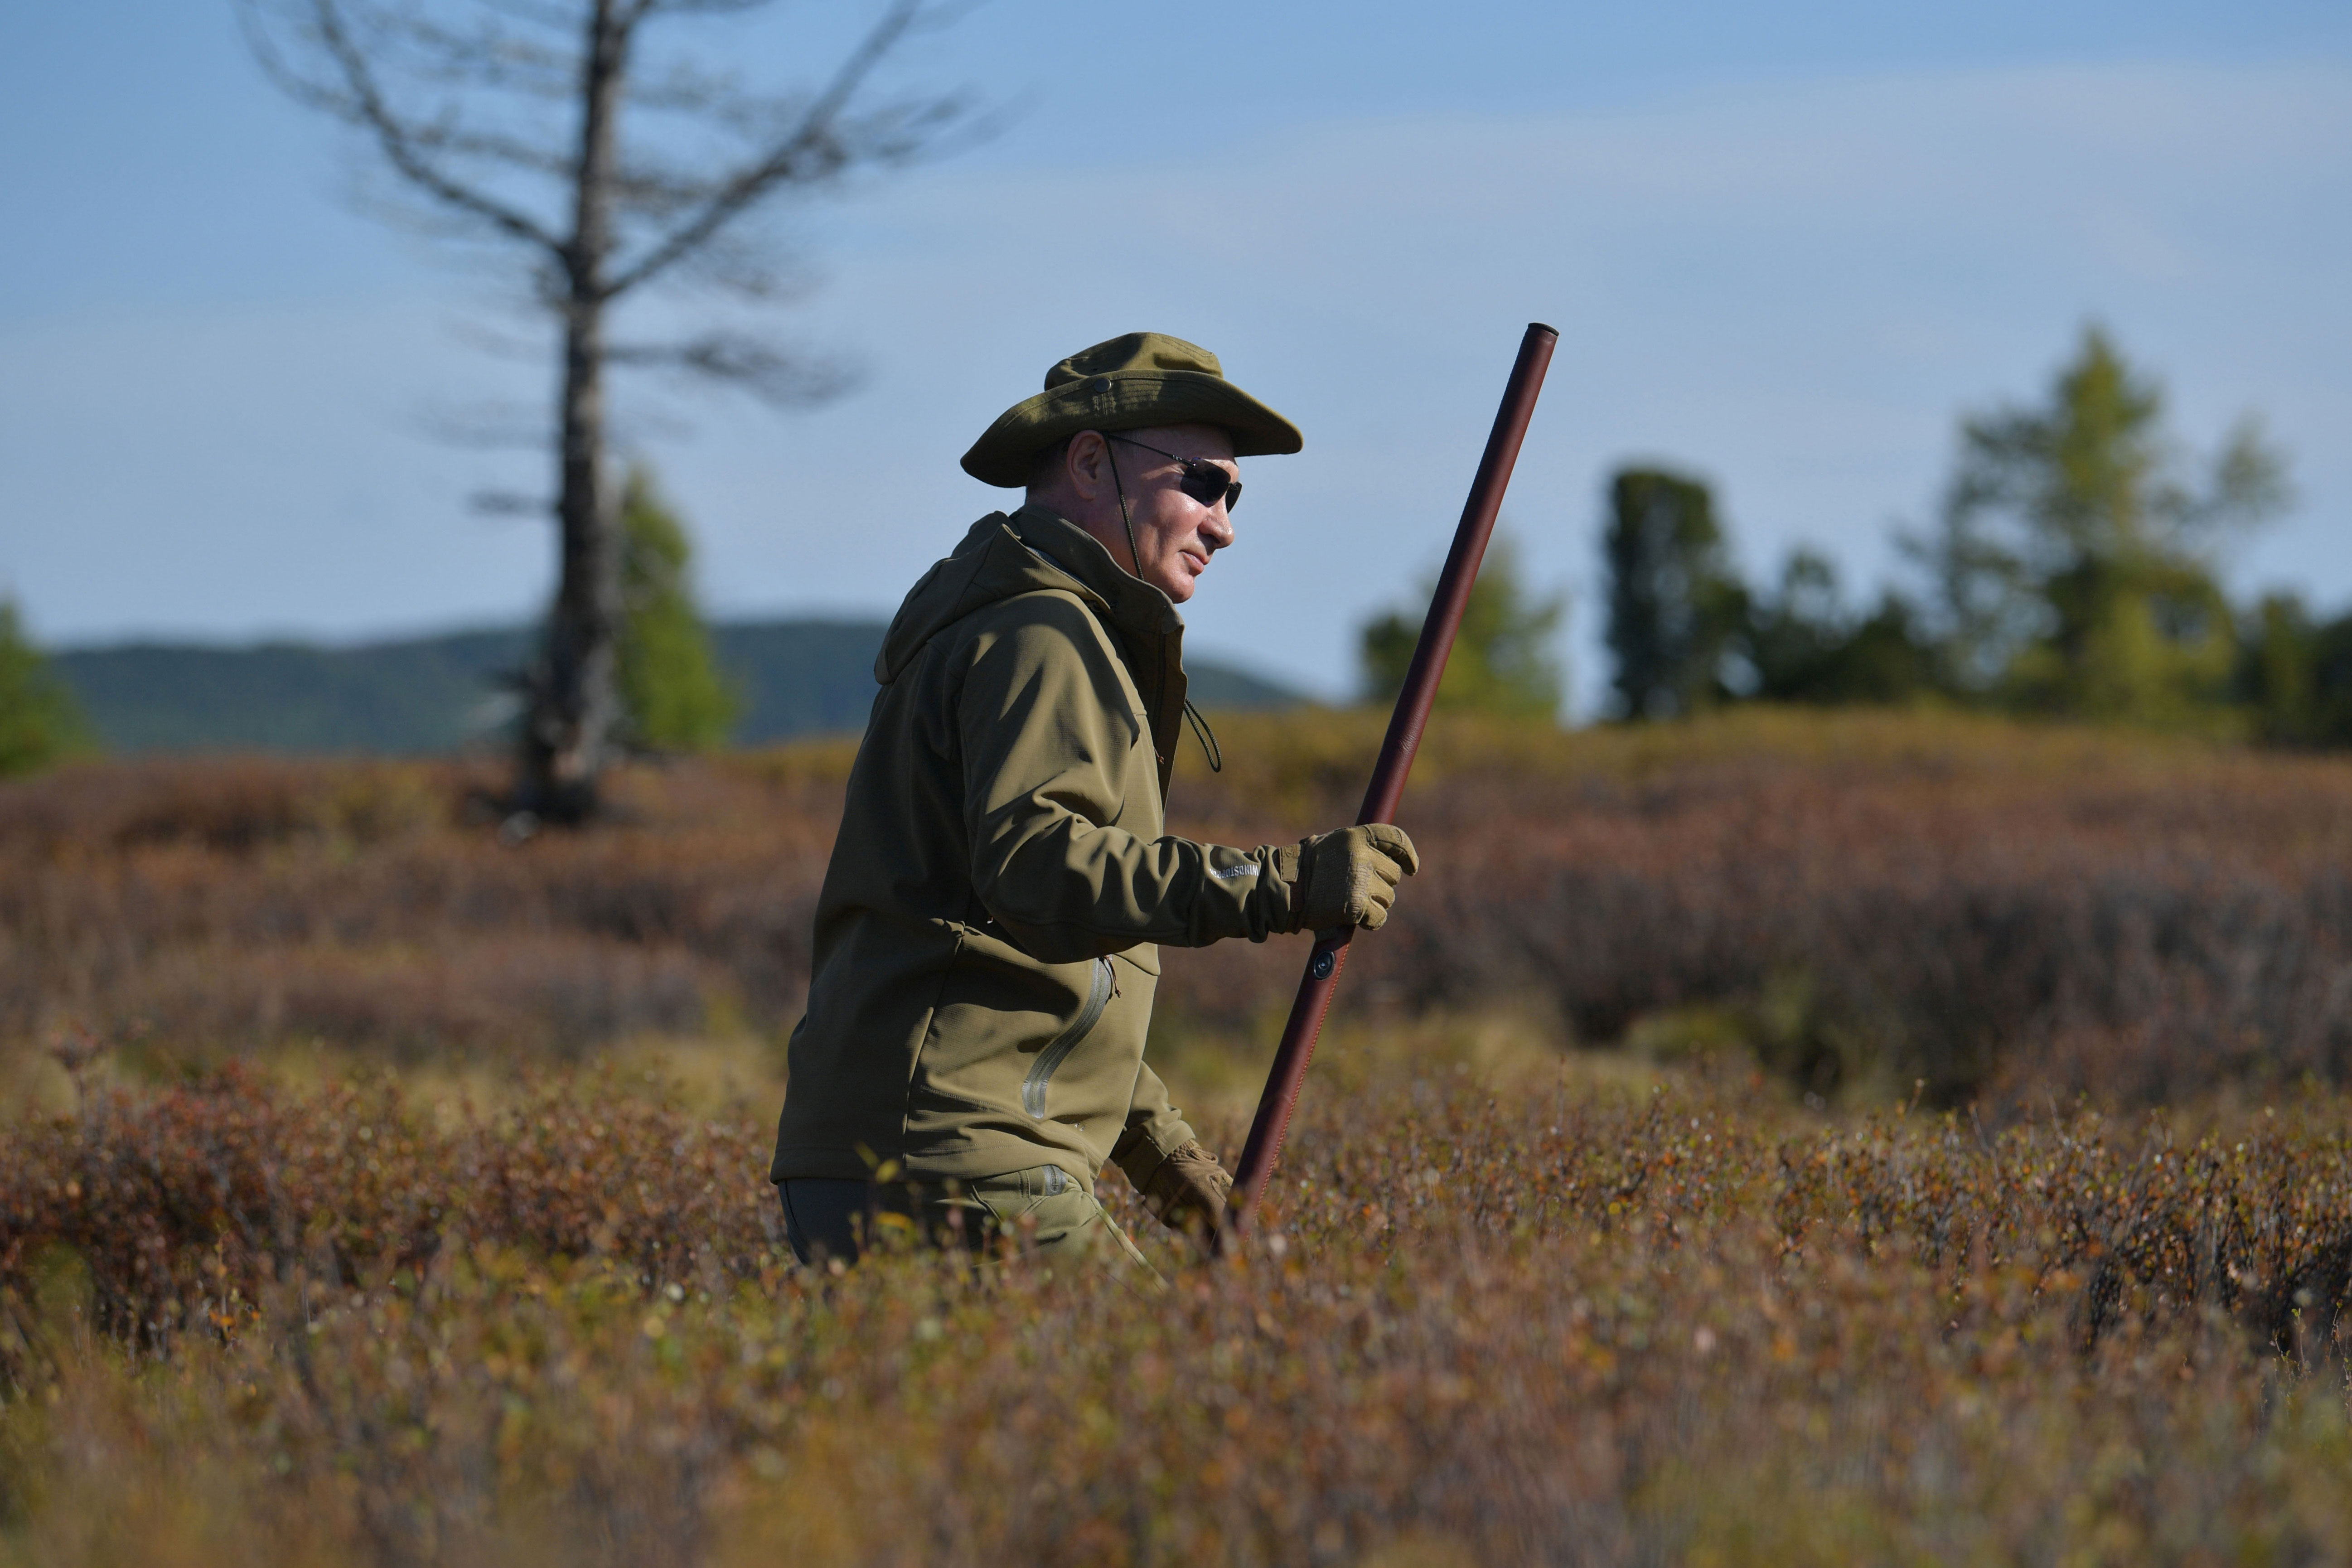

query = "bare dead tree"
(241, 0), (971, 823)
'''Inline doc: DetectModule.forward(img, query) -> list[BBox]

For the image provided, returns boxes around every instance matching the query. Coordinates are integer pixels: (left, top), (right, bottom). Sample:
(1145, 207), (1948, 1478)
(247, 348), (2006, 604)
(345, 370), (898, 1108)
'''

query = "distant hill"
(52, 619), (1308, 755)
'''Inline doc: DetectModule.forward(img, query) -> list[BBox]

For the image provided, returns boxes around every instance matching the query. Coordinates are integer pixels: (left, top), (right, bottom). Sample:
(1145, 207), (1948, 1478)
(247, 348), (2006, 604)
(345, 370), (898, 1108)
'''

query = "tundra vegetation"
(3, 709), (2351, 1564)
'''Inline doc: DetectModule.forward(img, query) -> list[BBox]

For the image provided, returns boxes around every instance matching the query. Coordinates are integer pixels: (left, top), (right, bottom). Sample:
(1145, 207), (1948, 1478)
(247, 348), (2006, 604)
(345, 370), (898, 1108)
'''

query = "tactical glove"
(1141, 1139), (1234, 1240)
(1292, 823), (1419, 933)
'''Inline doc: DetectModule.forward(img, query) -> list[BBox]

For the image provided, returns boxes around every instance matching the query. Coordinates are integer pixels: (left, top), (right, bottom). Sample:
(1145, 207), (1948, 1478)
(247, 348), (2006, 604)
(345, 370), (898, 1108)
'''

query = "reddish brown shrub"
(1161, 712), (2352, 1106)
(6, 712), (2352, 1103)
(3, 1061), (2350, 1566)
(0, 1067), (778, 1346)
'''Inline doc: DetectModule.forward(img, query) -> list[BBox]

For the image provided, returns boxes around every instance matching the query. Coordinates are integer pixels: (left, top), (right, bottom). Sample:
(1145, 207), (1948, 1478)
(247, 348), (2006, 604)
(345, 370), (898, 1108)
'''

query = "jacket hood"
(876, 506), (1182, 686)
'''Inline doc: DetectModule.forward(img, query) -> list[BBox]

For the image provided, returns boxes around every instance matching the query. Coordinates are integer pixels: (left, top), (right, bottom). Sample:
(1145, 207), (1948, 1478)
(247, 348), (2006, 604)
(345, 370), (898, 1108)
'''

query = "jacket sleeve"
(1110, 1059), (1197, 1191)
(957, 595), (1298, 963)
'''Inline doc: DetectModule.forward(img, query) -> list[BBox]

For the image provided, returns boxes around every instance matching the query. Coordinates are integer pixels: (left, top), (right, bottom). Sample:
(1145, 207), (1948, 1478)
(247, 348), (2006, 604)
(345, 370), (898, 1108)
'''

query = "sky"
(3, 0), (2347, 715)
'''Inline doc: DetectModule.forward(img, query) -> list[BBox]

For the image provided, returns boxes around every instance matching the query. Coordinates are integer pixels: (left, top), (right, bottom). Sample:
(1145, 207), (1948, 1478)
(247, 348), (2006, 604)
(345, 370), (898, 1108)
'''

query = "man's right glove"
(1141, 1140), (1234, 1242)
(1292, 823), (1419, 933)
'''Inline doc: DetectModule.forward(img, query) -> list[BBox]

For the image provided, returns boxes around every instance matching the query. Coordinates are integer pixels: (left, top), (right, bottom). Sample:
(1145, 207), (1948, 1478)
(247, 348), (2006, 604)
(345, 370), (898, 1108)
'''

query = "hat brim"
(960, 369), (1302, 488)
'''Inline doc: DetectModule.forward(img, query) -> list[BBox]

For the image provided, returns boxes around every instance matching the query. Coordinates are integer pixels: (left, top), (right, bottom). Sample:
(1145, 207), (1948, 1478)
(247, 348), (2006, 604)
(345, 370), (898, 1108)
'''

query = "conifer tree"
(1924, 326), (2289, 725)
(615, 470), (740, 753)
(0, 599), (92, 777)
(1361, 533), (1566, 721)
(1602, 468), (1746, 720)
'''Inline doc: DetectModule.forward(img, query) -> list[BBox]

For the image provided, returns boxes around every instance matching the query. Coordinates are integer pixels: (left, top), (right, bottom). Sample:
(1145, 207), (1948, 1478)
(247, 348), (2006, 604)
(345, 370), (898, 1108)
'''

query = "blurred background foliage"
(615, 468), (742, 756)
(1359, 535), (1566, 721)
(1597, 325), (2338, 740)
(0, 599), (90, 779)
(1601, 468), (1744, 720)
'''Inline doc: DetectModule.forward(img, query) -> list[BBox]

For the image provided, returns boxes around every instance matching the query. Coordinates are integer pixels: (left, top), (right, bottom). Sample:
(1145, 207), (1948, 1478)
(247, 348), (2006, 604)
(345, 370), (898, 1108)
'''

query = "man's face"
(1088, 424), (1239, 604)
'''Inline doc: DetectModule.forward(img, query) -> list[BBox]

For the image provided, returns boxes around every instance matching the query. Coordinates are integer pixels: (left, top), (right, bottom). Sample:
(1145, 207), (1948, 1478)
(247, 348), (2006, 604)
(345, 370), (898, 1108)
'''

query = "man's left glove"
(1142, 1140), (1233, 1240)
(1290, 823), (1419, 933)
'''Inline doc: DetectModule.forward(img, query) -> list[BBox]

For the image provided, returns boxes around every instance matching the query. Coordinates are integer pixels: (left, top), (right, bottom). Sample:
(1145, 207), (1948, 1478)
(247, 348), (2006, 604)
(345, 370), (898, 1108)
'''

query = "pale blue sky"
(3, 1), (2347, 712)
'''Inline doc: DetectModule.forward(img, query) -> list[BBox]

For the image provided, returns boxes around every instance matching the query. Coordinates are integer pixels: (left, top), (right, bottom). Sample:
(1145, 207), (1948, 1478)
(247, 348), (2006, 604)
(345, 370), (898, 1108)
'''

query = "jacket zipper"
(1021, 958), (1115, 1120)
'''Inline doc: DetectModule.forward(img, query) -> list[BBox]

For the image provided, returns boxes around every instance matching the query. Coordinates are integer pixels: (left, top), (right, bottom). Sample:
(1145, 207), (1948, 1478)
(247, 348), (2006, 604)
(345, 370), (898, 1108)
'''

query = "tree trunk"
(515, 0), (626, 825)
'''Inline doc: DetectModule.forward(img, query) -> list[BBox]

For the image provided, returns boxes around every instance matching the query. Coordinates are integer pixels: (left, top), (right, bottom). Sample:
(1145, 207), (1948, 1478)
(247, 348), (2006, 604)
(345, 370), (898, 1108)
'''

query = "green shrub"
(0, 598), (90, 778)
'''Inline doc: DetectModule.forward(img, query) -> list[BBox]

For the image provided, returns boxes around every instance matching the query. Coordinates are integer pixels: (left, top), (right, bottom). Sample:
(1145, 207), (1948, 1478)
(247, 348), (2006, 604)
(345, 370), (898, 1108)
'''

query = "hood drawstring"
(1103, 439), (1147, 591)
(1182, 699), (1222, 773)
(1104, 438), (1221, 774)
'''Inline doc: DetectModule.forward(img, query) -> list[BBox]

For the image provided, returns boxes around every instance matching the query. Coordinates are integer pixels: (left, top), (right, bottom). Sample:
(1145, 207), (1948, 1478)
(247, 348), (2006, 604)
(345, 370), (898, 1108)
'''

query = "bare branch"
(442, 315), (554, 363)
(243, 0), (566, 255)
(407, 124), (579, 178)
(607, 332), (856, 407)
(375, 4), (576, 89)
(634, 0), (778, 16)
(623, 55), (778, 122)
(257, 0), (583, 104)
(666, 228), (808, 300)
(2202, 417), (2294, 534)
(469, 489), (552, 515)
(411, 397), (552, 449)
(601, 0), (958, 299)
(477, 0), (590, 30)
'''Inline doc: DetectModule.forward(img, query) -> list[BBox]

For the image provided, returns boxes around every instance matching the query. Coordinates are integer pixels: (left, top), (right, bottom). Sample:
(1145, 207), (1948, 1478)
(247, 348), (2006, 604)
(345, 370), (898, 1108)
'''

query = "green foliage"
(0, 598), (91, 777)
(616, 469), (741, 753)
(1602, 479), (1940, 721)
(1602, 468), (1746, 719)
(1923, 324), (2290, 726)
(2237, 595), (2352, 748)
(1743, 550), (1941, 706)
(1360, 533), (1565, 721)
(1594, 328), (2318, 740)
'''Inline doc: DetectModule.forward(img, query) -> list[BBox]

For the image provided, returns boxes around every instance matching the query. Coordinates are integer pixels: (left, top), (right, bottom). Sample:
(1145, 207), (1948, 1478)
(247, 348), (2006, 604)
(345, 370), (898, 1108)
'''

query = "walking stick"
(1216, 322), (1558, 1256)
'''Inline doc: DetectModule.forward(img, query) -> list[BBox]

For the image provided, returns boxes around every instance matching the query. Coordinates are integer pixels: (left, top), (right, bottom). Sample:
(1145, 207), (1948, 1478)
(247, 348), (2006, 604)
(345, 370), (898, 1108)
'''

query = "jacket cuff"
(1111, 1120), (1195, 1192)
(1252, 842), (1302, 936)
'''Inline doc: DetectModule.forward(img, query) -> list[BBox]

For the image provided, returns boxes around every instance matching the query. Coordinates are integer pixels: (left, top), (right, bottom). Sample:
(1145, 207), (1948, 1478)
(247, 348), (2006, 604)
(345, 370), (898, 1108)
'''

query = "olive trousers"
(777, 1165), (1157, 1282)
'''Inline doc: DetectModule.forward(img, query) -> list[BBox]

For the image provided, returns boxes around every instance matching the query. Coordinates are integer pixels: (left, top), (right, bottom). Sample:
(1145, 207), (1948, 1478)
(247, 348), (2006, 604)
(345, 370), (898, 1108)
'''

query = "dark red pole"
(1217, 322), (1558, 1254)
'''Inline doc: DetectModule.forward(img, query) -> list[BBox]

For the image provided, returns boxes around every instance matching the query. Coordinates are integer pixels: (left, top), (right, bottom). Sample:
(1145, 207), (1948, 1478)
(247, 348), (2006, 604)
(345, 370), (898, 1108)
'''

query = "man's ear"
(1064, 430), (1109, 502)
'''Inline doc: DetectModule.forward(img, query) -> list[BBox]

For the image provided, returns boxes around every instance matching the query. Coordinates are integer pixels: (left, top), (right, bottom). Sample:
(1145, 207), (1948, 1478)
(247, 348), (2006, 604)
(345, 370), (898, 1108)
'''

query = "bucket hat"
(960, 332), (1302, 487)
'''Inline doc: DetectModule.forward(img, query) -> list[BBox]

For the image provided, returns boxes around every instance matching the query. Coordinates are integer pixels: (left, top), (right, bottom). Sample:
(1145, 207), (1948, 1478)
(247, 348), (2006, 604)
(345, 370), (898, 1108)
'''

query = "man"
(768, 332), (1418, 1272)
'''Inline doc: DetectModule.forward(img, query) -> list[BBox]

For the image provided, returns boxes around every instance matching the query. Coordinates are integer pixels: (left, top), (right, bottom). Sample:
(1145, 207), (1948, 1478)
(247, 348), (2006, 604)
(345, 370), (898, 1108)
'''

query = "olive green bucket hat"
(960, 332), (1303, 488)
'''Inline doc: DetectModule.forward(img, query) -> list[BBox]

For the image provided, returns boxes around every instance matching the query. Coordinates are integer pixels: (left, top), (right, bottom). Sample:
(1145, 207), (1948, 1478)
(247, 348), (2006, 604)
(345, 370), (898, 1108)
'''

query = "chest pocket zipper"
(1021, 958), (1115, 1120)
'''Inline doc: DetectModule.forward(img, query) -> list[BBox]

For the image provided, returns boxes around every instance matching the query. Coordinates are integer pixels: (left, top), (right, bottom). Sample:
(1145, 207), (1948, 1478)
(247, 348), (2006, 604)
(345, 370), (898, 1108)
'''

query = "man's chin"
(1152, 568), (1199, 604)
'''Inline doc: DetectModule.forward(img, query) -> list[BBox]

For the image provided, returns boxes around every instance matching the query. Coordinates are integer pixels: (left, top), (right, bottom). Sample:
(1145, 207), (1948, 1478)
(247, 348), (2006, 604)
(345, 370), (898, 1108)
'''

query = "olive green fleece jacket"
(768, 506), (1301, 1196)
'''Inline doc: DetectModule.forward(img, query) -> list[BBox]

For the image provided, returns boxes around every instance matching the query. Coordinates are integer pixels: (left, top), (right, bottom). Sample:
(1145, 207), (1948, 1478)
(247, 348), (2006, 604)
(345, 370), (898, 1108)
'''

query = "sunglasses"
(1109, 435), (1242, 514)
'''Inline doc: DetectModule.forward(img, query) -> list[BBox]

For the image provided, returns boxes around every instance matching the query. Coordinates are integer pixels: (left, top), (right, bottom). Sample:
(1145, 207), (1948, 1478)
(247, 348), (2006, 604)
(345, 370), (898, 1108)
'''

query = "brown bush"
(1160, 711), (2352, 1106)
(6, 711), (2352, 1103)
(0, 753), (839, 1061)
(3, 1058), (2350, 1565)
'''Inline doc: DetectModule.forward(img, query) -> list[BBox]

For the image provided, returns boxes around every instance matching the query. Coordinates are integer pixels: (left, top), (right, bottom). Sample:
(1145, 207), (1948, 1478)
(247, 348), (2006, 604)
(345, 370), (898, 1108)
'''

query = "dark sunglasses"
(1109, 435), (1242, 514)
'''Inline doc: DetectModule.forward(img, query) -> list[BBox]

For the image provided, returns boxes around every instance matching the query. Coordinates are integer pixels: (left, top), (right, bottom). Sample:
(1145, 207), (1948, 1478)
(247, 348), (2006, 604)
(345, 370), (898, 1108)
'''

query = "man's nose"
(1201, 502), (1236, 552)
